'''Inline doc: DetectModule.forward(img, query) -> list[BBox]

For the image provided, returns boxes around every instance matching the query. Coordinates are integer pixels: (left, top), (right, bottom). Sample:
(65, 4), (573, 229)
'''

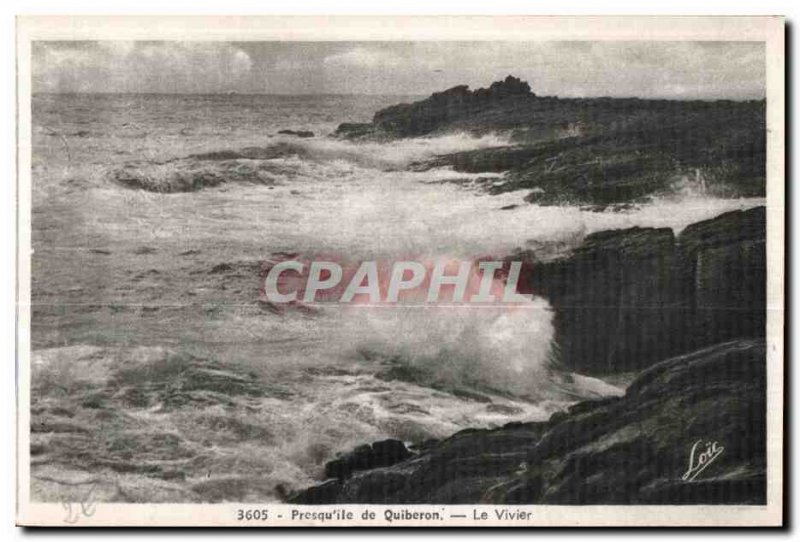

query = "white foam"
(275, 131), (511, 170)
(86, 132), (765, 402)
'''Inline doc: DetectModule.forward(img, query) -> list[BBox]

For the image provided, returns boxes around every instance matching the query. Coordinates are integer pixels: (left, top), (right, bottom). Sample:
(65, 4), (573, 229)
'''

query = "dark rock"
(324, 439), (413, 481)
(287, 479), (343, 504)
(676, 207), (767, 349)
(372, 439), (414, 468)
(408, 438), (440, 453)
(678, 206), (766, 253)
(523, 206), (766, 374)
(474, 76), (532, 99)
(186, 150), (244, 161)
(486, 404), (524, 415)
(325, 444), (373, 480)
(638, 474), (767, 505)
(338, 76), (765, 203)
(522, 339), (766, 505)
(208, 263), (233, 274)
(278, 129), (314, 138)
(335, 75), (536, 139)
(334, 122), (375, 140)
(525, 226), (690, 374)
(289, 339), (766, 505)
(287, 207), (767, 506)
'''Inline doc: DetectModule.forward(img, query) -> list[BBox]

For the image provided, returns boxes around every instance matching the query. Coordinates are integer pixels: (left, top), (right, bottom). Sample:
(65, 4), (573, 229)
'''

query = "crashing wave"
(108, 133), (511, 193)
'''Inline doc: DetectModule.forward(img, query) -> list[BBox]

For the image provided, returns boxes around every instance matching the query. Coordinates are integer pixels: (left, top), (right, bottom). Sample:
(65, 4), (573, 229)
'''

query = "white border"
(15, 15), (785, 527)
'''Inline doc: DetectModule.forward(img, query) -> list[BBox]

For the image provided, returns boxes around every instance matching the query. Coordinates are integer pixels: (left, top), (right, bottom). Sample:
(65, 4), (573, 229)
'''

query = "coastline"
(289, 77), (767, 505)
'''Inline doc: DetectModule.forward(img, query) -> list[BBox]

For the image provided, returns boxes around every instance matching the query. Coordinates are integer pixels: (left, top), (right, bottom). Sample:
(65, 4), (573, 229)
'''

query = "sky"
(31, 41), (765, 100)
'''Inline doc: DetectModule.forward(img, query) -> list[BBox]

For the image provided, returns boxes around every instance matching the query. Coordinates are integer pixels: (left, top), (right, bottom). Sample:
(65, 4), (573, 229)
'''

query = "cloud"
(33, 42), (254, 93)
(323, 47), (406, 69)
(231, 50), (253, 76)
(31, 41), (765, 99)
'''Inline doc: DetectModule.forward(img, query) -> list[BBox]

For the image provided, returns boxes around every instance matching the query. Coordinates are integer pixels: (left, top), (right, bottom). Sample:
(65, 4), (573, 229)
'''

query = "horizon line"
(31, 91), (766, 102)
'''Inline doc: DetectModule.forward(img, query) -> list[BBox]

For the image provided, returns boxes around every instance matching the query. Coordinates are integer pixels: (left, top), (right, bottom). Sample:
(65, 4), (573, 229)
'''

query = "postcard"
(15, 15), (785, 527)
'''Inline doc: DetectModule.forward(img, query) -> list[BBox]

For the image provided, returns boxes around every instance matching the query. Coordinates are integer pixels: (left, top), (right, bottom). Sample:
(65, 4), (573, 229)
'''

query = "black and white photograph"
(14, 15), (785, 527)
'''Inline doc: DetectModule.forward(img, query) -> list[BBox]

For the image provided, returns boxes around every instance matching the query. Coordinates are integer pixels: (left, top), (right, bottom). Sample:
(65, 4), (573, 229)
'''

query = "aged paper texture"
(16, 15), (784, 527)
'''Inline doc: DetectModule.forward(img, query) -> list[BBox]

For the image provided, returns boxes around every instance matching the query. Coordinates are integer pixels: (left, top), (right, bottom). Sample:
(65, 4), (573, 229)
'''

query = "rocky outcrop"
(289, 207), (769, 505)
(336, 76), (766, 203)
(413, 119), (765, 204)
(335, 76), (536, 139)
(678, 206), (768, 350)
(522, 206), (766, 374)
(278, 129), (314, 138)
(324, 439), (414, 481)
(334, 122), (375, 139)
(289, 339), (766, 505)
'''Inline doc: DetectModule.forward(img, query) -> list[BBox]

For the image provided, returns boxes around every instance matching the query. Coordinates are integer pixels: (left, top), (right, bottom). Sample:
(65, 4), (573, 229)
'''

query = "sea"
(29, 93), (764, 502)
